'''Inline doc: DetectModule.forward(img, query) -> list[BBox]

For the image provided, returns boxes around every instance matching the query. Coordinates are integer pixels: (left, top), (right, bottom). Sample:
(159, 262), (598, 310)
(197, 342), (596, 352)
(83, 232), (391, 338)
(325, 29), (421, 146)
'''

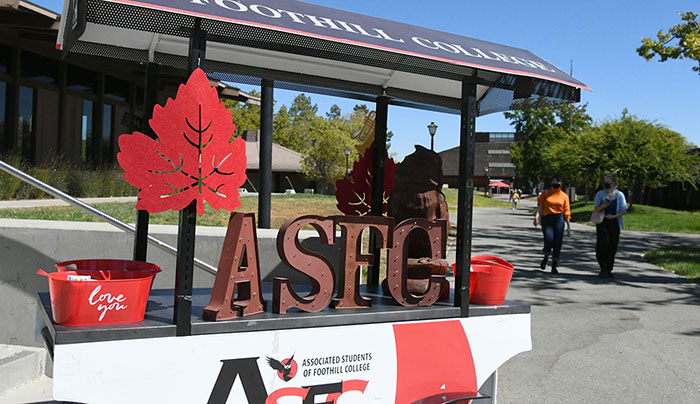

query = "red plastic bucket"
(55, 259), (160, 278)
(450, 263), (479, 301)
(469, 255), (514, 306)
(38, 260), (160, 326)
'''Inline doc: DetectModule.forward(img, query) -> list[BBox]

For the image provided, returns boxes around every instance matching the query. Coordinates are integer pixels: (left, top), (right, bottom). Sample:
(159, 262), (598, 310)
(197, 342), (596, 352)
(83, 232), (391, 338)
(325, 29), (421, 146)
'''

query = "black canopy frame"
(57, 0), (589, 332)
(61, 0), (585, 114)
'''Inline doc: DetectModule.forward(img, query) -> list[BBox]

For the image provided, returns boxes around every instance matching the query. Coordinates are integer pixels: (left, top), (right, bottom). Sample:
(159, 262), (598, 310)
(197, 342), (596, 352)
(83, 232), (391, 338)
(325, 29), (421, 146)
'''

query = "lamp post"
(344, 147), (351, 178)
(484, 167), (489, 196)
(427, 121), (438, 151)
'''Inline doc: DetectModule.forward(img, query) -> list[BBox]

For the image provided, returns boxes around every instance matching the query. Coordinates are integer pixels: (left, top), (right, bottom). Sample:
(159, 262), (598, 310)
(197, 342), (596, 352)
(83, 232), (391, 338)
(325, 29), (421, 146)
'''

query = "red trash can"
(469, 255), (514, 306)
(38, 259), (160, 326)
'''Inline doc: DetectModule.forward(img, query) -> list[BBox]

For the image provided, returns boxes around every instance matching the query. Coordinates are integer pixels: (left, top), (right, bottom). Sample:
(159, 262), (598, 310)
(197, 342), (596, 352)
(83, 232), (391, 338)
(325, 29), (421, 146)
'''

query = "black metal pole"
(455, 79), (477, 317)
(368, 94), (389, 286)
(345, 154), (349, 178)
(4, 46), (19, 153)
(431, 134), (434, 151)
(133, 62), (159, 262)
(94, 72), (105, 166)
(259, 79), (274, 229)
(57, 60), (67, 156)
(174, 18), (206, 336)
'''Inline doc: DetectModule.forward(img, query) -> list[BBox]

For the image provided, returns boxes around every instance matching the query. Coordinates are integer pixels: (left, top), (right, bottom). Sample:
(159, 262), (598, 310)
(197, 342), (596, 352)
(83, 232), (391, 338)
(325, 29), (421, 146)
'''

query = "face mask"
(603, 182), (611, 189)
(552, 184), (561, 189)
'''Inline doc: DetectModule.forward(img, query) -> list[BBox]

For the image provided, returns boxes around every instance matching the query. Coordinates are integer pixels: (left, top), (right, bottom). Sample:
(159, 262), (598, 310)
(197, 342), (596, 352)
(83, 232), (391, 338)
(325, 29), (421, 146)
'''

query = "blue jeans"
(541, 214), (564, 260)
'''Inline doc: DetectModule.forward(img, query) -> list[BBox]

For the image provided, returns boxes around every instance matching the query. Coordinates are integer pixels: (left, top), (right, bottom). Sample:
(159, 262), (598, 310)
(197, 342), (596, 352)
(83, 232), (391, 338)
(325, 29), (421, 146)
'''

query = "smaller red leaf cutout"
(335, 142), (399, 216)
(117, 68), (247, 215)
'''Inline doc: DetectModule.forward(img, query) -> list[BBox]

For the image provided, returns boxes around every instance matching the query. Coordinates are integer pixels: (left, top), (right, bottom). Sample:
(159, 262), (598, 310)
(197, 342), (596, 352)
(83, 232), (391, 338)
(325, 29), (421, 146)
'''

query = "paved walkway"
(452, 202), (700, 403)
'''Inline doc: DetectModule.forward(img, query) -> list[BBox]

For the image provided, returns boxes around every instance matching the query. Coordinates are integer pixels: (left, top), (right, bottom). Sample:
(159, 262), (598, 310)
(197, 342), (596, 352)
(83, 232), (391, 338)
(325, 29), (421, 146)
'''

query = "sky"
(35, 0), (700, 161)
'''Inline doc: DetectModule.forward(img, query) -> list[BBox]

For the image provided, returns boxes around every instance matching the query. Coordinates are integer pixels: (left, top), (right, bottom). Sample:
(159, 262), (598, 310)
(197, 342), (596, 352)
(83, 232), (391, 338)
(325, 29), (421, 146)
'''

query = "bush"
(0, 154), (138, 200)
(0, 154), (23, 200)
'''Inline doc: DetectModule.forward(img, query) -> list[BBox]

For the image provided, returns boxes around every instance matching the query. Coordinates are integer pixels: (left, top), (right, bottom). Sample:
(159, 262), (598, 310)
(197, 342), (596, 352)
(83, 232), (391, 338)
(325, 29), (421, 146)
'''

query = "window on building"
(102, 104), (113, 165)
(0, 81), (6, 152)
(81, 99), (94, 165)
(488, 162), (516, 168)
(21, 51), (58, 85)
(489, 132), (515, 142)
(18, 86), (36, 163)
(0, 44), (10, 74)
(105, 76), (130, 103)
(67, 65), (97, 93)
(487, 149), (511, 155)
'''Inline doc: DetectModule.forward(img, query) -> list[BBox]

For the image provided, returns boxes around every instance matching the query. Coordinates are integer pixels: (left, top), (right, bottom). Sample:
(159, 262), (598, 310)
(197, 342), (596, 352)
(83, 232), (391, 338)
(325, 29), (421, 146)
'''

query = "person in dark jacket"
(593, 174), (628, 278)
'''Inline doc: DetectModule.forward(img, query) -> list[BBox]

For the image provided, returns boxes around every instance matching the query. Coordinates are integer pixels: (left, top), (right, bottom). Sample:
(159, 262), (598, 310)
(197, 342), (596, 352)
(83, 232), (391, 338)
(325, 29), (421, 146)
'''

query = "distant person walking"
(533, 176), (571, 273)
(511, 190), (520, 211)
(593, 173), (628, 278)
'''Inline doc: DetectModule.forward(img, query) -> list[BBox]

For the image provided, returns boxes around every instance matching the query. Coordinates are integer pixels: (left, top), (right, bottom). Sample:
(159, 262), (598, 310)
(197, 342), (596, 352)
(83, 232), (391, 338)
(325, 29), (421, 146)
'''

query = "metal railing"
(0, 159), (218, 275)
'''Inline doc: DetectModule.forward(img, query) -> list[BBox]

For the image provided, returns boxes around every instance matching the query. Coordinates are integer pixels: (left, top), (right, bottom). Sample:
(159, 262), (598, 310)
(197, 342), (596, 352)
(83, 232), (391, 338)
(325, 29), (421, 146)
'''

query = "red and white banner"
(53, 314), (530, 403)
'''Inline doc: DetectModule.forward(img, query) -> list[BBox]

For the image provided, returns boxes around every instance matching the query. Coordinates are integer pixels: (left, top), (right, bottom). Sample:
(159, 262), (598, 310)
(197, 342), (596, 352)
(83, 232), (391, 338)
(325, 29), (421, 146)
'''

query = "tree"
(270, 95), (319, 153)
(301, 116), (357, 193)
(326, 104), (342, 119)
(223, 91), (260, 139)
(602, 111), (700, 204)
(506, 97), (592, 183)
(560, 110), (700, 205)
(288, 93), (318, 125)
(273, 105), (302, 151)
(541, 127), (608, 193)
(248, 94), (397, 193)
(637, 11), (700, 73)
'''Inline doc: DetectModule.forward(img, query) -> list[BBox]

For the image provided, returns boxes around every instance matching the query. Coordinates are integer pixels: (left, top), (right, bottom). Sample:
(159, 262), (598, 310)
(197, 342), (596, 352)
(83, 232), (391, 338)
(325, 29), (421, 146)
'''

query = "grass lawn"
(443, 188), (512, 210)
(0, 189), (510, 228)
(0, 194), (341, 229)
(644, 245), (700, 280)
(569, 200), (700, 234)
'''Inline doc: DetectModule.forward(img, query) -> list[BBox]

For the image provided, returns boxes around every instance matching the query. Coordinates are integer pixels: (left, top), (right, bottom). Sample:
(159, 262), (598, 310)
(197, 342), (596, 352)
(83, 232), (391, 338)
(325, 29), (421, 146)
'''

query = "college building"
(0, 0), (308, 192)
(439, 131), (526, 190)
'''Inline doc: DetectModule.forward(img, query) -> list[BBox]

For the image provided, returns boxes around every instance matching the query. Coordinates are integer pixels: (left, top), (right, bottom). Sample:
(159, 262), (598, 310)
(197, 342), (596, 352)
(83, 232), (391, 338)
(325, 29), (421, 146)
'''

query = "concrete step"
(0, 375), (54, 403)
(0, 345), (47, 396)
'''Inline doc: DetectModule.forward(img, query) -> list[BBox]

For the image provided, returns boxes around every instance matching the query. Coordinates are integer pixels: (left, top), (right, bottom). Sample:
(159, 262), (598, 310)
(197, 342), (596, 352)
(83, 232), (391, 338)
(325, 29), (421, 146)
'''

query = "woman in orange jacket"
(533, 176), (571, 273)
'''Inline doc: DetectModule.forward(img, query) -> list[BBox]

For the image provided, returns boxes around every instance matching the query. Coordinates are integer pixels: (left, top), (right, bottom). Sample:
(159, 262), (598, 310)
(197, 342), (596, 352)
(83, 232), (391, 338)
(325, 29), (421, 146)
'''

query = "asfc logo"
(208, 357), (368, 404)
(267, 355), (297, 381)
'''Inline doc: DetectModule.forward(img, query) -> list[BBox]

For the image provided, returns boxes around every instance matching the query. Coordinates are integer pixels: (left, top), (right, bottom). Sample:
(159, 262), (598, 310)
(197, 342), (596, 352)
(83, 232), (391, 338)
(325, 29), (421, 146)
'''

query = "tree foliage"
(223, 91), (260, 139)
(539, 110), (700, 203)
(225, 92), (396, 191)
(506, 97), (592, 183)
(591, 111), (700, 197)
(301, 115), (357, 192)
(638, 11), (700, 73)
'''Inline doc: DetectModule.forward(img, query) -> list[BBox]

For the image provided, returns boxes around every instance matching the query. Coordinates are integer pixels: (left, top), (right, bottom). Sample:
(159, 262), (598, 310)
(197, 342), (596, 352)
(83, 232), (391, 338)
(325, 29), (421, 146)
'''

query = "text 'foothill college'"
(187, 0), (557, 72)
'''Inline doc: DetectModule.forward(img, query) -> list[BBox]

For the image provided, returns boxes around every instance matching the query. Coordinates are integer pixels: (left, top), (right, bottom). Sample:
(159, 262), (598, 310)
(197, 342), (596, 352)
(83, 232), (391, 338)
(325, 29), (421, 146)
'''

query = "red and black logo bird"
(267, 354), (297, 381)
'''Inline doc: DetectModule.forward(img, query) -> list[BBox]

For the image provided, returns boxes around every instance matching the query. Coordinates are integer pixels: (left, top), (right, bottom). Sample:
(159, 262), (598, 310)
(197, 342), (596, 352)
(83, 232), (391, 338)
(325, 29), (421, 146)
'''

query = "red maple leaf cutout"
(117, 68), (246, 215)
(335, 142), (399, 216)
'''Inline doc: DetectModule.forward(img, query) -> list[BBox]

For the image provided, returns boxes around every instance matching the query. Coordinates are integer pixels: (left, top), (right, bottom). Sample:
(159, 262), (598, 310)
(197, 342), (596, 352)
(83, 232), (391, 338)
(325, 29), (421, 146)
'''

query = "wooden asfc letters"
(203, 212), (266, 321)
(204, 212), (448, 320)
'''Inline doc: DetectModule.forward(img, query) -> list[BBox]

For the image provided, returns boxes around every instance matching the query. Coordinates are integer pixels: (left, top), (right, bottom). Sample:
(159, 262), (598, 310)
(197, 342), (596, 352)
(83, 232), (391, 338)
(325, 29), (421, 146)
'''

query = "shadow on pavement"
(463, 212), (700, 309)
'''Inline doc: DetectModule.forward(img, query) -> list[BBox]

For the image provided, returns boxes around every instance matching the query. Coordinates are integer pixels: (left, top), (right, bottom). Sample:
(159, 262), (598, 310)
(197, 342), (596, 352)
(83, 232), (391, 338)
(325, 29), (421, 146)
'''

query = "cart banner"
(52, 313), (530, 403)
(73, 0), (588, 90)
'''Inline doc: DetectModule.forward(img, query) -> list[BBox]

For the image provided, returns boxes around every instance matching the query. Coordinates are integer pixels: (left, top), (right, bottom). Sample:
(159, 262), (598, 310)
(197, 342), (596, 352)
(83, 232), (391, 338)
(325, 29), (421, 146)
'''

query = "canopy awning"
(57, 0), (590, 115)
(488, 180), (510, 188)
